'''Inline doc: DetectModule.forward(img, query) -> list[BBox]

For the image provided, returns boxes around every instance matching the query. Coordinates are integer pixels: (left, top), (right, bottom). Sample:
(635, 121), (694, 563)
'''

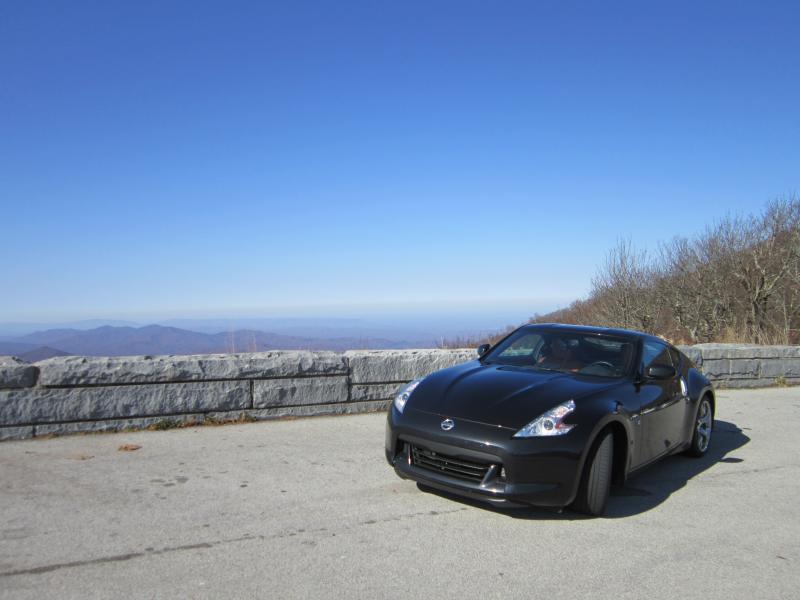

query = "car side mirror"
(477, 344), (491, 357)
(646, 365), (676, 380)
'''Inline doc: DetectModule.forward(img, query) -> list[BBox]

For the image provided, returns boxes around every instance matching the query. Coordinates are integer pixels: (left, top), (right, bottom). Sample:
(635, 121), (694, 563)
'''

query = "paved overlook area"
(1, 387), (799, 599)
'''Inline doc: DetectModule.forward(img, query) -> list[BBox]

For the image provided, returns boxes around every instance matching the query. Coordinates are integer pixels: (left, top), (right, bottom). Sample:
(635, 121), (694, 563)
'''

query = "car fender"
(566, 400), (635, 504)
(684, 368), (715, 435)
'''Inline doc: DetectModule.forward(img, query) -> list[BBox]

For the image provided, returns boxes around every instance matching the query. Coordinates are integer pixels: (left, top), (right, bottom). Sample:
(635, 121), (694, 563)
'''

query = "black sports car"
(385, 324), (715, 516)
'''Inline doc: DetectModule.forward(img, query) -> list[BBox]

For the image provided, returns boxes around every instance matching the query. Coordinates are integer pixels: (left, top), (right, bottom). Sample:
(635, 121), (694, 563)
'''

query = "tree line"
(530, 197), (800, 345)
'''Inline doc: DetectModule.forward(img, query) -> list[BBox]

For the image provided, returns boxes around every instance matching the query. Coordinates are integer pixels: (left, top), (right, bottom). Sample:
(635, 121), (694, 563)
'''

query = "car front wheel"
(571, 431), (613, 516)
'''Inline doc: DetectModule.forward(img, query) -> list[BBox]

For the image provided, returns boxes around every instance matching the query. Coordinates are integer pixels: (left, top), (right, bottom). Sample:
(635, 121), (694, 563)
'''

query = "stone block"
(759, 358), (800, 378)
(253, 376), (349, 408)
(345, 349), (475, 384)
(677, 346), (703, 366)
(246, 400), (390, 420)
(36, 352), (347, 387)
(714, 377), (800, 389)
(728, 359), (761, 378)
(351, 383), (400, 402)
(694, 344), (800, 360)
(0, 356), (38, 388)
(0, 380), (249, 425)
(700, 359), (729, 378)
(33, 413), (206, 436)
(0, 425), (35, 441)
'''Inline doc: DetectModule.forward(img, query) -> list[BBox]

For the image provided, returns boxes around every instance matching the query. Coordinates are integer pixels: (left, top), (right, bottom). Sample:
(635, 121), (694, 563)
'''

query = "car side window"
(668, 347), (681, 371)
(641, 341), (672, 371)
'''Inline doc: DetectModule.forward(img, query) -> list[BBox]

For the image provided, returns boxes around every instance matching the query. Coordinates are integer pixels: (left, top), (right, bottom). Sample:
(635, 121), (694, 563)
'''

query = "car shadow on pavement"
(416, 419), (750, 520)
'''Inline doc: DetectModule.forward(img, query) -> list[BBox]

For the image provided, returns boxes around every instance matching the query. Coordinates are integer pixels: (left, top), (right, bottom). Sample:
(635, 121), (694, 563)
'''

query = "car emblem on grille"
(441, 418), (455, 431)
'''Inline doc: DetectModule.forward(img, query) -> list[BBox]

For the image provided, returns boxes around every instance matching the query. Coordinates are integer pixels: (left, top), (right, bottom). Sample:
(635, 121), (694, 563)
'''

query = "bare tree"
(730, 198), (800, 343)
(529, 196), (800, 345)
(590, 239), (660, 332)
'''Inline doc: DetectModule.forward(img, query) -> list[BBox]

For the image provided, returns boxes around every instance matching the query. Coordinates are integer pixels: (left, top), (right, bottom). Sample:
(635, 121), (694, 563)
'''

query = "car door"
(668, 345), (694, 442)
(639, 340), (686, 462)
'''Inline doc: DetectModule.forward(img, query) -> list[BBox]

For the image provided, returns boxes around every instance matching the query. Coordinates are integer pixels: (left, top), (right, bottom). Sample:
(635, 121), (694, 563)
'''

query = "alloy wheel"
(696, 399), (712, 452)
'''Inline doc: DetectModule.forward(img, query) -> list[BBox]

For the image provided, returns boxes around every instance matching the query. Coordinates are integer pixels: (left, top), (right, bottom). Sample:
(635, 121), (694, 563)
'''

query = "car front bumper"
(385, 406), (589, 508)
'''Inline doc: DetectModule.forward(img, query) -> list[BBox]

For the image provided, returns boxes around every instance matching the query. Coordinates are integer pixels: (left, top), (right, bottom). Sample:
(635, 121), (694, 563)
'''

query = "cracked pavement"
(1, 387), (799, 599)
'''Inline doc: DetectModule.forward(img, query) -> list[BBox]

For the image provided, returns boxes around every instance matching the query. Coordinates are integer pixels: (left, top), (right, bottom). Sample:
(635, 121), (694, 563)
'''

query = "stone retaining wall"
(0, 350), (473, 441)
(680, 344), (800, 388)
(0, 345), (797, 441)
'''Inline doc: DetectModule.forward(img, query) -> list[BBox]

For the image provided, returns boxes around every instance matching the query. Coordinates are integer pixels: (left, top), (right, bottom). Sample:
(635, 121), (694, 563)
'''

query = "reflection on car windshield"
(483, 329), (635, 378)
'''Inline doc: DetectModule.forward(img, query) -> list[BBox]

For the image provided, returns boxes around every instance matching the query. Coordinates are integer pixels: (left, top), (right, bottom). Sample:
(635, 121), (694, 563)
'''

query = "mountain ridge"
(0, 324), (429, 361)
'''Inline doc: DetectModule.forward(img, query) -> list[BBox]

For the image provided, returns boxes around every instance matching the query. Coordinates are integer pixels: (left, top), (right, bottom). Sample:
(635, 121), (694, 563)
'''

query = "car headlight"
(393, 379), (422, 414)
(513, 400), (576, 437)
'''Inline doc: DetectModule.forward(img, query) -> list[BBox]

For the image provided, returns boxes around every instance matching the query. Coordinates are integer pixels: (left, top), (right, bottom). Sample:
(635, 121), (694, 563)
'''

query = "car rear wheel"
(571, 431), (613, 516)
(687, 397), (713, 457)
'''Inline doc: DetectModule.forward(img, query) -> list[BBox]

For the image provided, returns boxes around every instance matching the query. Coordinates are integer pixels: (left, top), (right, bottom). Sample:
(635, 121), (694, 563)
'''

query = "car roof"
(523, 323), (669, 346)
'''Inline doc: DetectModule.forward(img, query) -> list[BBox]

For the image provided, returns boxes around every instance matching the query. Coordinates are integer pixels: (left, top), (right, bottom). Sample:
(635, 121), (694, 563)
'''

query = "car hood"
(407, 360), (624, 430)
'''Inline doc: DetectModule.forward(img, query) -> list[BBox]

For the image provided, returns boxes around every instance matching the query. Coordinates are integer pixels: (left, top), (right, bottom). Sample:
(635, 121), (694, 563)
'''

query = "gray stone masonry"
(36, 352), (347, 386)
(0, 356), (38, 389)
(0, 344), (796, 440)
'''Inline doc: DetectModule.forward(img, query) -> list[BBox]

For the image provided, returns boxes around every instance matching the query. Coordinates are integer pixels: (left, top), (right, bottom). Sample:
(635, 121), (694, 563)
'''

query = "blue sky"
(1, 1), (798, 324)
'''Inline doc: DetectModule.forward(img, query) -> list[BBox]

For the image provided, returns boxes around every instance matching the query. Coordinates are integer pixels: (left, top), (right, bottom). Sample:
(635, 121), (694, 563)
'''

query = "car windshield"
(482, 328), (635, 378)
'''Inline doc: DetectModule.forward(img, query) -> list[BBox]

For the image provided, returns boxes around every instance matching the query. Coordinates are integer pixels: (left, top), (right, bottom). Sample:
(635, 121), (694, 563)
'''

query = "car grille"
(410, 445), (492, 483)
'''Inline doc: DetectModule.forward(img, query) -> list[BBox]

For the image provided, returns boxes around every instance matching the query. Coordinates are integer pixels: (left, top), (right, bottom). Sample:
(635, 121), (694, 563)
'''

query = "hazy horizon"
(0, 298), (563, 340)
(0, 297), (565, 323)
(0, 302), (566, 359)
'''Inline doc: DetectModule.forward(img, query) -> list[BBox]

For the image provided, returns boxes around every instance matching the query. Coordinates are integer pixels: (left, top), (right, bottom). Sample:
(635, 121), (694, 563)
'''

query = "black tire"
(571, 431), (613, 516)
(686, 396), (713, 457)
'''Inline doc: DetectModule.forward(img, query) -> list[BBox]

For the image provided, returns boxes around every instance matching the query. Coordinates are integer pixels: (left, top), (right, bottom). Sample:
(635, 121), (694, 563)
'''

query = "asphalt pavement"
(1, 387), (799, 599)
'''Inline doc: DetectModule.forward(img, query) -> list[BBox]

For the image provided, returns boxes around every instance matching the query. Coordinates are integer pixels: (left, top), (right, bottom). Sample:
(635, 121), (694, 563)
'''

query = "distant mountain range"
(0, 325), (426, 361)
